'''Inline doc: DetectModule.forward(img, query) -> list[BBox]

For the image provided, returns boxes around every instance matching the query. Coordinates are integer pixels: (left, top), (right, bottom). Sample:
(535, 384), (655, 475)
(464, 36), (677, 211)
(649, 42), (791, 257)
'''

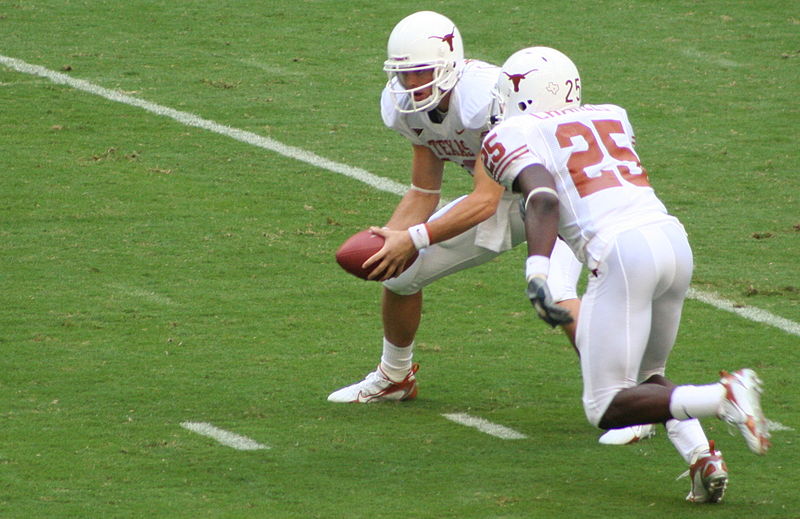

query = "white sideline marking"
(0, 55), (408, 198)
(687, 288), (800, 337)
(442, 413), (527, 440)
(180, 422), (269, 450)
(2, 55), (799, 338)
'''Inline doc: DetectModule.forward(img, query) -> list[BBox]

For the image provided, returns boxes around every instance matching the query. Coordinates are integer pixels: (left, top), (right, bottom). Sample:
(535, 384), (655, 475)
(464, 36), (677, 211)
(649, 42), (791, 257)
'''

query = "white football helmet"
(383, 11), (464, 113)
(492, 47), (581, 123)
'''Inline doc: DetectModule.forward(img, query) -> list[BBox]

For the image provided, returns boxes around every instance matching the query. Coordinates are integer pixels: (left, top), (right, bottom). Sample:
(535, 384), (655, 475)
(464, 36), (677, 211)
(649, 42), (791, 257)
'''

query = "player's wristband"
(410, 184), (441, 195)
(408, 223), (431, 250)
(525, 255), (550, 282)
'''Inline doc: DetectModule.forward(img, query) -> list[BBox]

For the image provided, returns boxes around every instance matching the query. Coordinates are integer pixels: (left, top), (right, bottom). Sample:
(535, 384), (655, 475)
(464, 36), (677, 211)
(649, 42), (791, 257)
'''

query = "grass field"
(1, 1), (798, 517)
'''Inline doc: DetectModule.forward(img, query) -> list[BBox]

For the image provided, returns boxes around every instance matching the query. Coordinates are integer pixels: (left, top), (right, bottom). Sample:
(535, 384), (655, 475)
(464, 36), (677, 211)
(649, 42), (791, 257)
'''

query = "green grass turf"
(1, 1), (798, 517)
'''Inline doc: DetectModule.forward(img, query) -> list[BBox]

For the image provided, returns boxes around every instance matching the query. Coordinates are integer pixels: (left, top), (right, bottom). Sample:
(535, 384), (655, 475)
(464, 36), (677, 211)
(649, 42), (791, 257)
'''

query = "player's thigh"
(640, 223), (693, 378)
(577, 231), (660, 425)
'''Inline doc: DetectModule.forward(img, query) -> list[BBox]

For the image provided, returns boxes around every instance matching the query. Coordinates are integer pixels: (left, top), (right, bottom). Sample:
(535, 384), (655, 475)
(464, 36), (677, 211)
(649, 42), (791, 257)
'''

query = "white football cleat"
(598, 424), (656, 445)
(718, 369), (771, 455)
(327, 363), (419, 403)
(684, 440), (728, 503)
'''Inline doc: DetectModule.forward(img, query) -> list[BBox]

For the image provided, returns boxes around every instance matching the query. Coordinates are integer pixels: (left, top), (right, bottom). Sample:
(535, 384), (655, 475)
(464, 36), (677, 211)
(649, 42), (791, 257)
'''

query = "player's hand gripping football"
(363, 226), (419, 281)
(526, 276), (574, 328)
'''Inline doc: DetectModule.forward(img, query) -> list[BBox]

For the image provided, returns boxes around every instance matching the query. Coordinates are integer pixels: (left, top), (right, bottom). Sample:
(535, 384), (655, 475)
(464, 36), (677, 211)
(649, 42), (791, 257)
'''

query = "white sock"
(669, 383), (726, 420)
(666, 418), (709, 464)
(380, 338), (414, 382)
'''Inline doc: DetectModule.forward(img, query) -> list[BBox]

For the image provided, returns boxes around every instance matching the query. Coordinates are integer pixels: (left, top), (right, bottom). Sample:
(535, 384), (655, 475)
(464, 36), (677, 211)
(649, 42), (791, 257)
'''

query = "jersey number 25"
(557, 119), (650, 198)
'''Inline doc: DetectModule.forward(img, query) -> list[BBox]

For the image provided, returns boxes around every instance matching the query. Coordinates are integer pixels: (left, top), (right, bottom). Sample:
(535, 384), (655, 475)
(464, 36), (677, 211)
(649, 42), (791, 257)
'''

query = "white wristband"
(525, 255), (550, 282)
(408, 223), (431, 250)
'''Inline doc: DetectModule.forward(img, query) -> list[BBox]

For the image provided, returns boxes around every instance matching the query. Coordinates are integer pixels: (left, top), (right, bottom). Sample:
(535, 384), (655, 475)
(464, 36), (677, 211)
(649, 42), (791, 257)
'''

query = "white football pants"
(578, 220), (693, 426)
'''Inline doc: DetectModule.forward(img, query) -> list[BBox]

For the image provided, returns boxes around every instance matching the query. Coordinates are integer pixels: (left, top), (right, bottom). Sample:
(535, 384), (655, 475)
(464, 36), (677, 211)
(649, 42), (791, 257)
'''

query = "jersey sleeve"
(481, 118), (546, 191)
(456, 60), (499, 131)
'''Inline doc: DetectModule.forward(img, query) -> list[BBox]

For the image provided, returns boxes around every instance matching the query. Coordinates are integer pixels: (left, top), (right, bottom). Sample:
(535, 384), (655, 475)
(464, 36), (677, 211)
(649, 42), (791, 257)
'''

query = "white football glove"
(526, 276), (574, 328)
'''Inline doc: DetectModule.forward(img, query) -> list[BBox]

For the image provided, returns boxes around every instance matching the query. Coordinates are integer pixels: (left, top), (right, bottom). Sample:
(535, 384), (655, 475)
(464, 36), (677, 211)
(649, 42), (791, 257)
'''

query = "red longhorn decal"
(504, 69), (538, 92)
(429, 27), (456, 51)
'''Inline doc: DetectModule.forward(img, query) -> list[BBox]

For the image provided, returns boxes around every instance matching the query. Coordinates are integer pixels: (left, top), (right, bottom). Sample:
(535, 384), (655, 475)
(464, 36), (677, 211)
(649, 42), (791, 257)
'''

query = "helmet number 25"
(556, 119), (650, 198)
(565, 78), (580, 104)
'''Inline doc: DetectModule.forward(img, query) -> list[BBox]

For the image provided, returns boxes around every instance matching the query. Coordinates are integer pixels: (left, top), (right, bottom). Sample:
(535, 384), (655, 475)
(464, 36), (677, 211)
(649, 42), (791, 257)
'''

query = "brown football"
(335, 229), (418, 280)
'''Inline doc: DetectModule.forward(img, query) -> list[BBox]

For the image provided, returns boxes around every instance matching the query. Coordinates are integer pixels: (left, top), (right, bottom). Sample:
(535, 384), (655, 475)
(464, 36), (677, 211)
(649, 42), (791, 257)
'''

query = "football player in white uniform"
(481, 46), (771, 502)
(327, 12), (582, 404)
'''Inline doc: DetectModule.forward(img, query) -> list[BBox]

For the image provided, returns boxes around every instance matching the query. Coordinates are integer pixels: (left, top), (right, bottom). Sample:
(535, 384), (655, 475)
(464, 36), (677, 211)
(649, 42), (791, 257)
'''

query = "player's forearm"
(524, 195), (559, 258)
(515, 165), (560, 258)
(385, 190), (440, 230)
(425, 192), (497, 244)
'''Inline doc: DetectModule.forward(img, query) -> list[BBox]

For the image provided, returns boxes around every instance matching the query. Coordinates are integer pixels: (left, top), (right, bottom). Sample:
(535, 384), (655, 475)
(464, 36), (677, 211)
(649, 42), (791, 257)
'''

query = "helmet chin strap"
(412, 89), (441, 113)
(392, 85), (443, 114)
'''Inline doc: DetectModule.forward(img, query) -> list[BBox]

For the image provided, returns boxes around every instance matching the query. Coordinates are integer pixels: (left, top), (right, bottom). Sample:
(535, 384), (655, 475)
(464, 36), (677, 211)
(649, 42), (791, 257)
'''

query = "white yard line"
(180, 422), (270, 450)
(442, 413), (528, 440)
(0, 55), (408, 198)
(687, 288), (800, 337)
(2, 54), (798, 340)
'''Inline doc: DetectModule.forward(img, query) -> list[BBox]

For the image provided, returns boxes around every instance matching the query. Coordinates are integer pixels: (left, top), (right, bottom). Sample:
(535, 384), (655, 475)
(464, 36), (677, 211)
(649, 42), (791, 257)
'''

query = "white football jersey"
(481, 104), (680, 266)
(381, 59), (499, 173)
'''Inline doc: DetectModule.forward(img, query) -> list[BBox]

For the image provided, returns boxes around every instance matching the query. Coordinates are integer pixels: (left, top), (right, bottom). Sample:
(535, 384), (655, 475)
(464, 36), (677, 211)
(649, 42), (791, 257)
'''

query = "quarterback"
(481, 46), (770, 503)
(327, 12), (582, 404)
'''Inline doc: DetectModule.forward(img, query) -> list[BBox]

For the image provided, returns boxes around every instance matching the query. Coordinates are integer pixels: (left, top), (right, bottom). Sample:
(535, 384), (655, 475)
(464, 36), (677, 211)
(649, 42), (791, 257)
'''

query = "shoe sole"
(687, 472), (727, 503)
(722, 369), (771, 455)
(706, 474), (727, 503)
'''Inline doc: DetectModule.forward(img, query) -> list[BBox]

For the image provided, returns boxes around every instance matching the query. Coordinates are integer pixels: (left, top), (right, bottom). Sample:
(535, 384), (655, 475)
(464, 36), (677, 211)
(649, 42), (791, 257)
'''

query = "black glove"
(526, 277), (574, 328)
